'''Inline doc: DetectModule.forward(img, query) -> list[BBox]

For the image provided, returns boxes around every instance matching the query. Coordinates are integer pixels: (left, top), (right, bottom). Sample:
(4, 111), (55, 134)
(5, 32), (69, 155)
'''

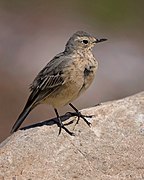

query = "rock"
(0, 92), (144, 180)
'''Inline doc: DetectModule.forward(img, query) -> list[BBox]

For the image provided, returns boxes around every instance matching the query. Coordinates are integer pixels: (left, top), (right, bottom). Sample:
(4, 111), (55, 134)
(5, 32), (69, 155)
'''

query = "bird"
(11, 31), (107, 135)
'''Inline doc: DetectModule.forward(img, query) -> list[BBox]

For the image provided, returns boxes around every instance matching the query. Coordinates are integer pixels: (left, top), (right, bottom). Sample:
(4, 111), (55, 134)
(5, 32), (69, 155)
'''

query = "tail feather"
(11, 106), (32, 133)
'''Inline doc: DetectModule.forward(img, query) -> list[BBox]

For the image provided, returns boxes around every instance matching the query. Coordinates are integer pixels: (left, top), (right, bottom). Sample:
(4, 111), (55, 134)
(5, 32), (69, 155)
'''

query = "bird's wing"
(25, 53), (71, 108)
(27, 73), (64, 108)
(11, 71), (64, 133)
(34, 73), (64, 90)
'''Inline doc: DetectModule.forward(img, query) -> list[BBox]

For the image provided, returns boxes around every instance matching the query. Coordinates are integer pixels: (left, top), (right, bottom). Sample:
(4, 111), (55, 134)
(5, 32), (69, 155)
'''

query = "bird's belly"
(44, 72), (96, 108)
(42, 81), (83, 108)
(42, 58), (97, 108)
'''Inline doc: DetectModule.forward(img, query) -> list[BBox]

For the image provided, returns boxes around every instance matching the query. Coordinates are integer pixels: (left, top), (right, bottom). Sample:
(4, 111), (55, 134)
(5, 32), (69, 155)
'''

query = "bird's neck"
(75, 48), (94, 58)
(64, 46), (94, 60)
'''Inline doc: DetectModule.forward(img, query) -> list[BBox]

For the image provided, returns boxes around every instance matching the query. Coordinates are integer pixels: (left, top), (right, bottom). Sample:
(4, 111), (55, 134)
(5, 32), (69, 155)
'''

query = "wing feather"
(28, 73), (64, 105)
(26, 53), (71, 108)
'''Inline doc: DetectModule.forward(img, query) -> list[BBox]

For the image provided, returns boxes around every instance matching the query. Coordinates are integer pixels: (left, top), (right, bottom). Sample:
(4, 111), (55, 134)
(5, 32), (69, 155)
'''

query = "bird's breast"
(82, 63), (97, 91)
(65, 53), (98, 97)
(42, 54), (98, 108)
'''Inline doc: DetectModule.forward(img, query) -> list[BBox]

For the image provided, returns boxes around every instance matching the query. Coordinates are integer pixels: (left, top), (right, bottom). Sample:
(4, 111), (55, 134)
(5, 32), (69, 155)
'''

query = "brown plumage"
(11, 31), (107, 135)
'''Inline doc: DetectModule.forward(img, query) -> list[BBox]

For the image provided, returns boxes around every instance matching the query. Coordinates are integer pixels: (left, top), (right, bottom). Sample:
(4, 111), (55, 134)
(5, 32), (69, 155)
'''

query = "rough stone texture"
(0, 92), (144, 180)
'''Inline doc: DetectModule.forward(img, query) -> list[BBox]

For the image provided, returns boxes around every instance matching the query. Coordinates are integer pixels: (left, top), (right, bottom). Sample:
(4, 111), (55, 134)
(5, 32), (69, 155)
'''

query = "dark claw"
(67, 110), (92, 127)
(58, 125), (62, 135)
(80, 115), (91, 127)
(67, 112), (93, 119)
(62, 126), (75, 136)
(53, 119), (74, 136)
(54, 108), (75, 136)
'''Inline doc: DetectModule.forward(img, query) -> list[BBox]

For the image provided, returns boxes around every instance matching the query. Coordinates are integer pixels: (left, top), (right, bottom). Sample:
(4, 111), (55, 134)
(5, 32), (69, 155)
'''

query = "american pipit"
(11, 31), (107, 135)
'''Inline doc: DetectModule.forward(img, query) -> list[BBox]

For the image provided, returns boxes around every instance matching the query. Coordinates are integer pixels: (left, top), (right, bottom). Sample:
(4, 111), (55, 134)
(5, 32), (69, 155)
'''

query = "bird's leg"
(69, 103), (91, 127)
(54, 108), (74, 136)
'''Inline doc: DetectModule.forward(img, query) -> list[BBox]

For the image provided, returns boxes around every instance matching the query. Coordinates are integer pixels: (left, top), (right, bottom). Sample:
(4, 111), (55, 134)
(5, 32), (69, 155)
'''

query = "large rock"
(0, 92), (144, 180)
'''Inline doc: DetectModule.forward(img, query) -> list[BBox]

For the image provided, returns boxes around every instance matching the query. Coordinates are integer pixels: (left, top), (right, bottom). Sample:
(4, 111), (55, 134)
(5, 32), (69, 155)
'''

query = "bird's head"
(65, 31), (107, 52)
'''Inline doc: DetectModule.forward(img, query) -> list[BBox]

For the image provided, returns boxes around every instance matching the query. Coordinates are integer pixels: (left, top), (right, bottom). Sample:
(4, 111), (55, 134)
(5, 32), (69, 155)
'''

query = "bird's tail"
(11, 106), (32, 133)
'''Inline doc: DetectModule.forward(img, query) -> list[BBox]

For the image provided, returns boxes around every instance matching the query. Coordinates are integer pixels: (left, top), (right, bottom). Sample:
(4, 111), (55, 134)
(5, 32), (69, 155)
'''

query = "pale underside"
(29, 51), (98, 109)
(40, 57), (98, 108)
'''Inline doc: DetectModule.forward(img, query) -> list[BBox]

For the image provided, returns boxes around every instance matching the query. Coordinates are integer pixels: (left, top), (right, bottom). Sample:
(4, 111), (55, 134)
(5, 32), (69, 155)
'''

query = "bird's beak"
(95, 38), (107, 43)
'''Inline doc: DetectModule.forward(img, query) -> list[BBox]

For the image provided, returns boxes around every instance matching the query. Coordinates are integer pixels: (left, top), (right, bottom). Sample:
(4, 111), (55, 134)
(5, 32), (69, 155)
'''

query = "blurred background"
(0, 0), (144, 142)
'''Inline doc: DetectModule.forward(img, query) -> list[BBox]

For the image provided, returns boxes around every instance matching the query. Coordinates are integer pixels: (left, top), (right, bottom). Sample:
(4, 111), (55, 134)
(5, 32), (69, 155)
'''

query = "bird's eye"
(82, 40), (88, 44)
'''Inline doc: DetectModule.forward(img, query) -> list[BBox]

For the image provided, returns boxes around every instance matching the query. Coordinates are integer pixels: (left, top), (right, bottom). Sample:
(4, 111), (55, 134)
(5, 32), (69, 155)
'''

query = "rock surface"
(0, 92), (144, 180)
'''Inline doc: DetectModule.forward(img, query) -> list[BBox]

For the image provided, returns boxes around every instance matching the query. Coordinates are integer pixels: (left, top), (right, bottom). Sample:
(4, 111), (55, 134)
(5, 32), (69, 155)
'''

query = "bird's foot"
(68, 103), (93, 128)
(66, 111), (92, 127)
(54, 119), (75, 136)
(54, 108), (75, 136)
